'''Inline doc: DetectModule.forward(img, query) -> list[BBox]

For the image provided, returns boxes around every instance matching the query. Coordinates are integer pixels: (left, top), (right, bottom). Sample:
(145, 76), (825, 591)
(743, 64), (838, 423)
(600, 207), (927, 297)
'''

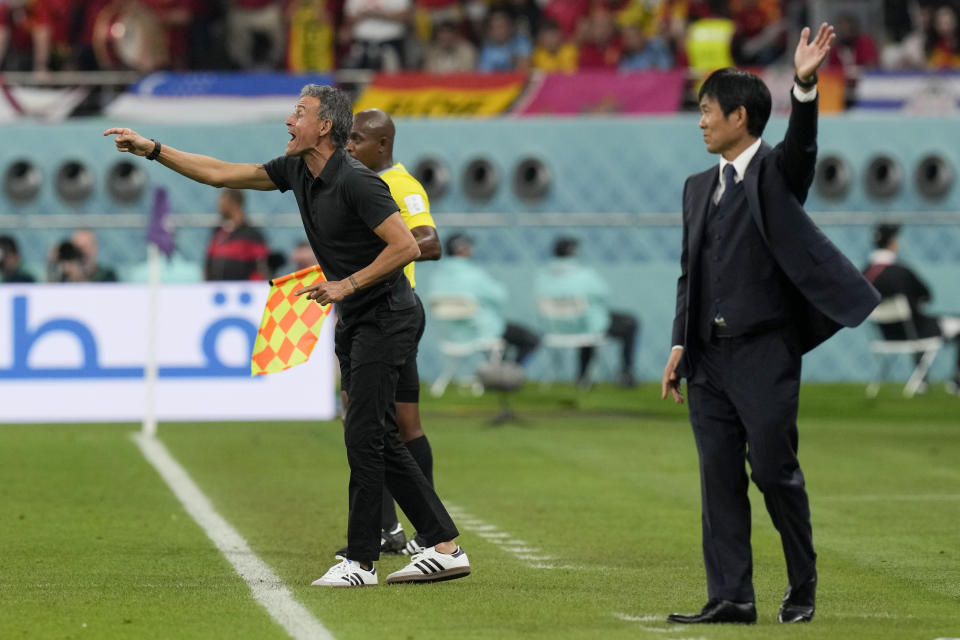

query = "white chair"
(428, 294), (504, 397)
(536, 296), (608, 385)
(865, 294), (943, 398)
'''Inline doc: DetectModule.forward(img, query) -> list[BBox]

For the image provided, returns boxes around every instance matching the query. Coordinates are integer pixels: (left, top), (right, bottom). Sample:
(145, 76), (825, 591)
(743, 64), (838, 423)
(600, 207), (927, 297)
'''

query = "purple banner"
(513, 70), (686, 115)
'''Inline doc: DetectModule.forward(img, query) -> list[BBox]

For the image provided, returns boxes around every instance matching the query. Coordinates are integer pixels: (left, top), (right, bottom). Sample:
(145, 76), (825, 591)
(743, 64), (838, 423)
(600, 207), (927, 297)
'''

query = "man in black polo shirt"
(104, 84), (470, 588)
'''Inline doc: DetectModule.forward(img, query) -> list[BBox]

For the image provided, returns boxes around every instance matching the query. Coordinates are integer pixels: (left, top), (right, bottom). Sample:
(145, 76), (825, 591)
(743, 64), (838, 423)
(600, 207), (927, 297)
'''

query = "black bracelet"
(794, 72), (818, 90)
(145, 139), (162, 161)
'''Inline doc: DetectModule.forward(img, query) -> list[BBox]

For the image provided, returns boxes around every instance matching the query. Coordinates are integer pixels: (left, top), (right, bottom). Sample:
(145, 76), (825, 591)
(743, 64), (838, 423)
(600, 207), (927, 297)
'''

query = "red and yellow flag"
(250, 265), (332, 376)
(353, 72), (528, 117)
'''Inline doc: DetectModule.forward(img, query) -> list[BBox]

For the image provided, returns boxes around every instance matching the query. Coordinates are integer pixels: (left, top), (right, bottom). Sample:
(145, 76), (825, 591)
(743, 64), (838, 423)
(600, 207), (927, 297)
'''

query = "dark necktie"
(717, 163), (738, 211)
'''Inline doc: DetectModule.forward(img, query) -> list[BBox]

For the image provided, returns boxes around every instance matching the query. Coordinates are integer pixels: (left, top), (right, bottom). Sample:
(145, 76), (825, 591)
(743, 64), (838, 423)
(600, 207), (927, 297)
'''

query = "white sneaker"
(311, 556), (378, 587)
(386, 546), (470, 584)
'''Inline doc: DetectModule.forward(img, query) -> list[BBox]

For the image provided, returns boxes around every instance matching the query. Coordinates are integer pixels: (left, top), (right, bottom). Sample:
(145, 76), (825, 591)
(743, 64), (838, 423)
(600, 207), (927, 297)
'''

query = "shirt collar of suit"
(869, 249), (897, 265)
(718, 136), (763, 189)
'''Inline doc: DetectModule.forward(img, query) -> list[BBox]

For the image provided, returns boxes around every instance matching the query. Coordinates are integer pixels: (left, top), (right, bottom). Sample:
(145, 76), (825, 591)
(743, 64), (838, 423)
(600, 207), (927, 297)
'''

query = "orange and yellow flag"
(250, 265), (332, 376)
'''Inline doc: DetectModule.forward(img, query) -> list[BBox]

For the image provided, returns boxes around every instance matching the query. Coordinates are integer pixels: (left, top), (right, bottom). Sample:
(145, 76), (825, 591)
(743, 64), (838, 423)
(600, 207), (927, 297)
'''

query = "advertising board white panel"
(0, 283), (336, 423)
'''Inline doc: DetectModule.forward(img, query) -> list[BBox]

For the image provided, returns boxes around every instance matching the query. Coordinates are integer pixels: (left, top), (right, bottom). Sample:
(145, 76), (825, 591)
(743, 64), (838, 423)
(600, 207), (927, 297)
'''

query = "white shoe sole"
(310, 580), (377, 589)
(386, 566), (471, 584)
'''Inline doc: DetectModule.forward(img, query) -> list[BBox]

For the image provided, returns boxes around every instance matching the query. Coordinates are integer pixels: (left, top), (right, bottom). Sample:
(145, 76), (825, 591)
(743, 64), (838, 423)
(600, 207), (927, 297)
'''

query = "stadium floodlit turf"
(2, 383), (958, 639)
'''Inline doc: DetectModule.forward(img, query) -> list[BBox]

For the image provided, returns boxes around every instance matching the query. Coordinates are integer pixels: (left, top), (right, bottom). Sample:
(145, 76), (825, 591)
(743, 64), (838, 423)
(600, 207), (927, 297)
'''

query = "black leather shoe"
(667, 599), (757, 624)
(778, 577), (816, 623)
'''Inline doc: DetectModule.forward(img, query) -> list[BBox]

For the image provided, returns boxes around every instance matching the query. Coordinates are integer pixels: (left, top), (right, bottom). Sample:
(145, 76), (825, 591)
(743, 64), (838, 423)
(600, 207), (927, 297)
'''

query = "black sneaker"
(380, 523), (407, 554)
(401, 533), (427, 555)
(335, 523), (407, 556)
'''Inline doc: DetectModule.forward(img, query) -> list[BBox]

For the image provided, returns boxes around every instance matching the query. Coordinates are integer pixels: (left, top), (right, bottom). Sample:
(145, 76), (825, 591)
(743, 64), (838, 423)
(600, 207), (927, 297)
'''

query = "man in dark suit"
(865, 224), (960, 393)
(661, 23), (880, 625)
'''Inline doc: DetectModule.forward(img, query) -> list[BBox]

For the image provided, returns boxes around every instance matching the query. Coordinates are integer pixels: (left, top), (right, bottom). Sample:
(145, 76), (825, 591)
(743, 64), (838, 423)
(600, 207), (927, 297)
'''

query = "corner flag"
(250, 264), (332, 376)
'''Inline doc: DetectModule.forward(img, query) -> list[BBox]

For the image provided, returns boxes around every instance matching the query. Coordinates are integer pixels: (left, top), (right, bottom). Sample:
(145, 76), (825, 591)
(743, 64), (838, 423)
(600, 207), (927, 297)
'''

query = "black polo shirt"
(264, 147), (414, 318)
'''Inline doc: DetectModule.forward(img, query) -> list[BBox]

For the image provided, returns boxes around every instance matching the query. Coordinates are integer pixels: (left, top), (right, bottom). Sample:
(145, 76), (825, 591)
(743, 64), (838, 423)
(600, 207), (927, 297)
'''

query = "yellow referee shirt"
(380, 162), (435, 289)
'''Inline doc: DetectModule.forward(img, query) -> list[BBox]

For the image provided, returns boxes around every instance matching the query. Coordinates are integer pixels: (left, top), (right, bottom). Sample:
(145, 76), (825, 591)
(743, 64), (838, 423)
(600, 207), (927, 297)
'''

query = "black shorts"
(395, 293), (426, 403)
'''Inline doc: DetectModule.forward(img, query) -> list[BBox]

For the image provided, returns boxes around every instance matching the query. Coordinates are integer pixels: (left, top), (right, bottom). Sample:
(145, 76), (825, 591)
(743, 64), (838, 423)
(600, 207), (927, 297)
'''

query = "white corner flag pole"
(142, 243), (160, 437)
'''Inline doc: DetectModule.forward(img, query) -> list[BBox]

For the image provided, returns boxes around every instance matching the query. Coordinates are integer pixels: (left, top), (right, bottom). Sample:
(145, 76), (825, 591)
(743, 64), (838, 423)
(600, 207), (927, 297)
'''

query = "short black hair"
(0, 234), (18, 257)
(698, 67), (772, 138)
(873, 224), (901, 249)
(57, 240), (82, 262)
(553, 236), (578, 258)
(445, 232), (472, 256)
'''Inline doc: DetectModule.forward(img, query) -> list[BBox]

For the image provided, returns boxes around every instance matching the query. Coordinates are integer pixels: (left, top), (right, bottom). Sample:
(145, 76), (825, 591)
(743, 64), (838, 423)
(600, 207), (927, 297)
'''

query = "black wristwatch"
(145, 138), (162, 161)
(794, 72), (817, 90)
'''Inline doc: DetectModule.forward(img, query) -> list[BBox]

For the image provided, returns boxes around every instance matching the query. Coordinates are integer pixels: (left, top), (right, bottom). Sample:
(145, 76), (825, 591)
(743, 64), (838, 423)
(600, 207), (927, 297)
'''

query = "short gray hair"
(299, 84), (353, 148)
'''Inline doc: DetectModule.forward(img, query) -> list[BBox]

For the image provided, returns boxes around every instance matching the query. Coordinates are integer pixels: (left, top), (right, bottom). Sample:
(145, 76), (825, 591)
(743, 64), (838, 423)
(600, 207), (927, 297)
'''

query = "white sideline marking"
(446, 504), (575, 569)
(820, 494), (960, 502)
(133, 433), (334, 640)
(613, 613), (663, 622)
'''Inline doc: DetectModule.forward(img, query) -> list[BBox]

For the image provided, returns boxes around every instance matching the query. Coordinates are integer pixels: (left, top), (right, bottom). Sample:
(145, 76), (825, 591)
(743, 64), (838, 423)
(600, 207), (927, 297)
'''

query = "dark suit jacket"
(672, 93), (880, 377)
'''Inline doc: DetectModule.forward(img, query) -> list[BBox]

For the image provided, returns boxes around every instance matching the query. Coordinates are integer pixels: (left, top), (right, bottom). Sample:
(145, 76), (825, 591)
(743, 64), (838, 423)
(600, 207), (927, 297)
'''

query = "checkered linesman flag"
(250, 264), (332, 375)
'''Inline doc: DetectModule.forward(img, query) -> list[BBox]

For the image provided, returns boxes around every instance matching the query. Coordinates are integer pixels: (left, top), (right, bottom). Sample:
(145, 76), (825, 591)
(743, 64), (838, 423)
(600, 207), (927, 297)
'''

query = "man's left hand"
(294, 280), (352, 304)
(794, 22), (835, 83)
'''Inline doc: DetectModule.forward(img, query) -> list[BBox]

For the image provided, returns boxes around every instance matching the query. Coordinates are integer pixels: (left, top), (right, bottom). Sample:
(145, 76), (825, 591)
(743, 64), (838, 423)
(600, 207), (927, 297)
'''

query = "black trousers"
(503, 322), (540, 365)
(686, 326), (816, 602)
(336, 300), (458, 562)
(578, 311), (638, 378)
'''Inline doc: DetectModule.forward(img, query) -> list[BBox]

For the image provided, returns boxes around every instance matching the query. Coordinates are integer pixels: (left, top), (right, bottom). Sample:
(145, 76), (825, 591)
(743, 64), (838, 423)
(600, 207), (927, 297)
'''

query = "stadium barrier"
(0, 282), (336, 423)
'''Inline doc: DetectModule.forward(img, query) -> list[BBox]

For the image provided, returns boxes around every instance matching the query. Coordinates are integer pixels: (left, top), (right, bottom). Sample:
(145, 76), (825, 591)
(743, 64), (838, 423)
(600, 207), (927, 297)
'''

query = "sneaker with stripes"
(385, 546), (470, 584)
(311, 556), (378, 587)
(401, 533), (426, 556)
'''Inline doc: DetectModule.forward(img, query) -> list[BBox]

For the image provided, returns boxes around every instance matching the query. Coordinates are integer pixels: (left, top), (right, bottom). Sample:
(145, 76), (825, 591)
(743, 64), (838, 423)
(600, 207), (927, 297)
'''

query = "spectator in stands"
(0, 0), (59, 72)
(542, 0), (590, 41)
(477, 7), (532, 72)
(428, 232), (540, 366)
(47, 240), (87, 282)
(864, 224), (960, 394)
(578, 8), (623, 69)
(70, 229), (118, 282)
(826, 12), (878, 73)
(423, 18), (477, 72)
(730, 0), (786, 66)
(140, 0), (196, 71)
(290, 240), (318, 271)
(0, 234), (35, 283)
(882, 3), (930, 69)
(926, 3), (960, 69)
(504, 0), (542, 40)
(416, 0), (462, 42)
(287, 0), (335, 72)
(340, 0), (413, 71)
(531, 18), (578, 72)
(74, 0), (118, 70)
(225, 0), (286, 70)
(619, 22), (673, 70)
(534, 236), (639, 388)
(204, 189), (270, 281)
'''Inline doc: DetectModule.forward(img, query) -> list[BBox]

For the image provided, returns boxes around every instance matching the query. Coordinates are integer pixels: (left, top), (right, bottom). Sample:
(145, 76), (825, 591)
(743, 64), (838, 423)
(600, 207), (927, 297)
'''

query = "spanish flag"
(353, 72), (528, 117)
(250, 265), (332, 376)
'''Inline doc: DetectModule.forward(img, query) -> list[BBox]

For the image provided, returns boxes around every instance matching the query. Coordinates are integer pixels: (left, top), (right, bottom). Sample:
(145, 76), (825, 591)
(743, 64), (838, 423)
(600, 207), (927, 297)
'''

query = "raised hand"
(794, 23), (835, 83)
(103, 127), (153, 156)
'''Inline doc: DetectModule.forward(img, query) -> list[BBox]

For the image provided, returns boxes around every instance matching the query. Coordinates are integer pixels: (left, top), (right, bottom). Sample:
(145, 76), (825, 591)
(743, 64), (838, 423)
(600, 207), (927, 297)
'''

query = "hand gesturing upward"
(794, 23), (835, 83)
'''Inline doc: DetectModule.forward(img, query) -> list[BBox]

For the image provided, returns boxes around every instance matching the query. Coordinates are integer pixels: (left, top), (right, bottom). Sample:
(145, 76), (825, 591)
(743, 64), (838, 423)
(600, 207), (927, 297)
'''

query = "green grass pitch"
(1, 383), (958, 639)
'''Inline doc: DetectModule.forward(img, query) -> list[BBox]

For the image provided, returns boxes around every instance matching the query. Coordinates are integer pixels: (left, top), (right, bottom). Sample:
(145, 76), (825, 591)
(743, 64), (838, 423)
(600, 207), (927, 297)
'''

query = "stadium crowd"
(2, 0), (960, 76)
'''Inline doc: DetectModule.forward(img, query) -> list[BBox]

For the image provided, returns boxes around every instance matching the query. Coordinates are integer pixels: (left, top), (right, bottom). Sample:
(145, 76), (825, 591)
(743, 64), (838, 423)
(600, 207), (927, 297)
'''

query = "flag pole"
(143, 242), (160, 438)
